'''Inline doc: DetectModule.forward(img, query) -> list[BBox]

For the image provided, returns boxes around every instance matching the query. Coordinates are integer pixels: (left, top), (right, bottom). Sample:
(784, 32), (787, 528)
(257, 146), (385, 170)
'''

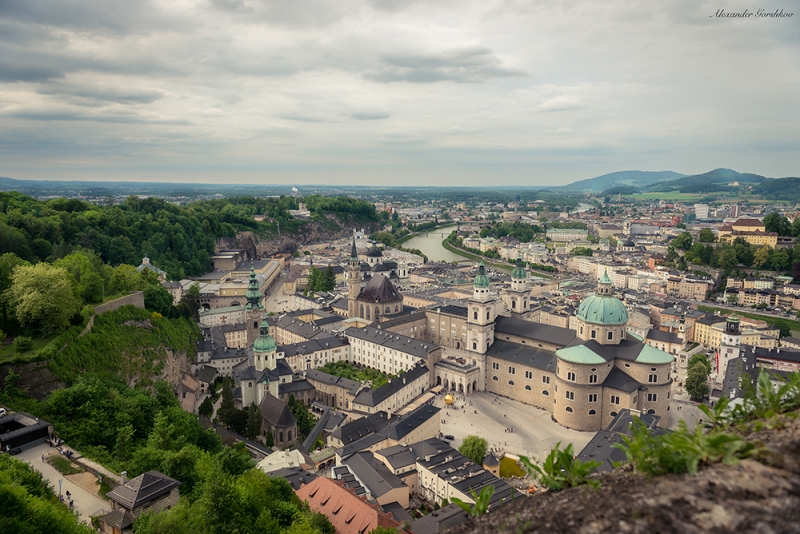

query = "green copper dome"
(473, 262), (490, 288)
(576, 270), (627, 325)
(576, 294), (628, 325)
(511, 254), (526, 280)
(254, 316), (277, 353)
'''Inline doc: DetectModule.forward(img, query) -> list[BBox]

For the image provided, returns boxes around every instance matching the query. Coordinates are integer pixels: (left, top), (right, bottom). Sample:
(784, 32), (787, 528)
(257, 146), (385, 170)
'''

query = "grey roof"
(494, 316), (577, 347)
(259, 393), (296, 428)
(375, 445), (417, 470)
(433, 304), (468, 318)
(485, 340), (556, 372)
(331, 465), (368, 496)
(603, 366), (644, 393)
(99, 509), (135, 530)
(381, 404), (440, 441)
(279, 336), (346, 357)
(343, 452), (407, 498)
(646, 329), (683, 344)
(0, 413), (52, 446)
(352, 363), (429, 408)
(263, 466), (319, 490)
(330, 411), (390, 445)
(577, 409), (669, 473)
(381, 501), (414, 524)
(305, 369), (361, 392)
(410, 503), (470, 534)
(300, 409), (333, 454)
(345, 326), (438, 359)
(753, 346), (800, 364)
(197, 365), (218, 384)
(279, 380), (316, 395)
(106, 471), (181, 510)
(357, 274), (402, 303)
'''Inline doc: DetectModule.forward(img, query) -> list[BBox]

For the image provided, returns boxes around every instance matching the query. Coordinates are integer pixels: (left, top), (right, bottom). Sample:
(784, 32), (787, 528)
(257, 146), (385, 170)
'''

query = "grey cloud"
(280, 114), (326, 122)
(350, 112), (390, 120)
(208, 0), (253, 13)
(36, 83), (164, 105)
(2, 106), (191, 125)
(367, 47), (526, 83)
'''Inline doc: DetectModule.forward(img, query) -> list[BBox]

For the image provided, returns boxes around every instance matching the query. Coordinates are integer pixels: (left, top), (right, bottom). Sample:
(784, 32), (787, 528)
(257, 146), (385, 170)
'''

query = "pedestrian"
(41, 454), (45, 462)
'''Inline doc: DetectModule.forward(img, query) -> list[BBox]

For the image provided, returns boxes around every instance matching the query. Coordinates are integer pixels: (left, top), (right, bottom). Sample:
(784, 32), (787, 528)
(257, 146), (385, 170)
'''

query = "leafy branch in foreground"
(613, 419), (755, 476)
(520, 442), (600, 491)
(451, 485), (494, 517)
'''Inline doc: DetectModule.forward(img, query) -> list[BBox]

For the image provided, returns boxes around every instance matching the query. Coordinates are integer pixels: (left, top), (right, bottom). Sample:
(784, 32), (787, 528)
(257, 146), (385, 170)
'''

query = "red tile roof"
(296, 477), (401, 534)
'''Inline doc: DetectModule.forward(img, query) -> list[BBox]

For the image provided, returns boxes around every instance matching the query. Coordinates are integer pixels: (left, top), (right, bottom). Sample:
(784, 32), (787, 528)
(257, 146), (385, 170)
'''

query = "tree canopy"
(458, 435), (488, 465)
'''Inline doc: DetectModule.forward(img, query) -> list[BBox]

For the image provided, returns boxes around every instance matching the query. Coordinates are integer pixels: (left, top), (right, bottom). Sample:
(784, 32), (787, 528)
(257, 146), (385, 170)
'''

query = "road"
(16, 443), (108, 525)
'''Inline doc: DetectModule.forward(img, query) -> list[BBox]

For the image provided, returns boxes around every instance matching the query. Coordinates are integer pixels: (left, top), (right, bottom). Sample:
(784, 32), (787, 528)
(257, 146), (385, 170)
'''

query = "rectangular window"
(647, 393), (657, 402)
(509, 366), (516, 375)
(648, 374), (657, 383)
(565, 391), (574, 400)
(588, 393), (597, 403)
(525, 370), (532, 379)
(607, 331), (613, 340)
(591, 330), (597, 339)
(567, 372), (576, 381)
(542, 376), (550, 384)
(611, 395), (620, 405)
(492, 362), (499, 370)
(589, 374), (598, 384)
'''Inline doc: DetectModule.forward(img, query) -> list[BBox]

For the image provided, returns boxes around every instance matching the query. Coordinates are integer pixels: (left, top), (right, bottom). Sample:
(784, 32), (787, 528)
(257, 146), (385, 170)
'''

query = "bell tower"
(506, 251), (530, 320)
(467, 262), (495, 354)
(347, 238), (361, 318)
(245, 265), (264, 345)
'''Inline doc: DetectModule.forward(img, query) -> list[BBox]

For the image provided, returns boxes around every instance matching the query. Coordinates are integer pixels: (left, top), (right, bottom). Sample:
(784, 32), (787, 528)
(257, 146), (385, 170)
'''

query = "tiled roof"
(106, 471), (181, 510)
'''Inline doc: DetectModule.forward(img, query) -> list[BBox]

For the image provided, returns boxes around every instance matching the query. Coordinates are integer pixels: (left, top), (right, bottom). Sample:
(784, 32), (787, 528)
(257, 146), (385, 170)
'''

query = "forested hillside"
(0, 193), (379, 280)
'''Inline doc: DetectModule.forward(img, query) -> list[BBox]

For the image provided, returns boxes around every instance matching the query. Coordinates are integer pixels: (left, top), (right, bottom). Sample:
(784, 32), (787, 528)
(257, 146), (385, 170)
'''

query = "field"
(626, 191), (703, 200)
(698, 306), (800, 336)
(49, 456), (83, 476)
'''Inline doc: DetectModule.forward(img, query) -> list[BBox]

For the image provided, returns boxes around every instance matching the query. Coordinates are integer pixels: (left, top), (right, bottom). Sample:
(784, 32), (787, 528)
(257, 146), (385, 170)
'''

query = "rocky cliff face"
(450, 411), (800, 534)
(216, 217), (380, 259)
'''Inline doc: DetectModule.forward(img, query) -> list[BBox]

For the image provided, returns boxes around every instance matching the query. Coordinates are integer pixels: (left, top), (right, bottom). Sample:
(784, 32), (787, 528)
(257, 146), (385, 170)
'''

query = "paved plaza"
(16, 442), (108, 525)
(433, 390), (594, 463)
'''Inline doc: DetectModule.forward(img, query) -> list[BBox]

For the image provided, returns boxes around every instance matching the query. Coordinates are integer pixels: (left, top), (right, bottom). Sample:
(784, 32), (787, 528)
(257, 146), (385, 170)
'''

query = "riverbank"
(395, 223), (456, 246)
(441, 239), (551, 278)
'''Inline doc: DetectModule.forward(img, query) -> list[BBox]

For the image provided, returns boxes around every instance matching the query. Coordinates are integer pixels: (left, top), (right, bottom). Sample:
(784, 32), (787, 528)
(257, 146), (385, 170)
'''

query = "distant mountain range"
(560, 170), (686, 192)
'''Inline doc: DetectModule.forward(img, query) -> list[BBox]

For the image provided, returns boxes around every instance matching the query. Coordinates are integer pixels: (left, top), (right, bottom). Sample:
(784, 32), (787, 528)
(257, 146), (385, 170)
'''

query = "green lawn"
(499, 456), (526, 478)
(318, 361), (397, 389)
(626, 192), (703, 200)
(0, 335), (55, 362)
(49, 456), (83, 476)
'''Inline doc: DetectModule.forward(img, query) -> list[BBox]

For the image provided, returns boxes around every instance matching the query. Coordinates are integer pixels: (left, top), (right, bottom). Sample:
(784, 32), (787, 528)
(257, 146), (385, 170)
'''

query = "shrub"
(13, 336), (33, 352)
(520, 442), (600, 490)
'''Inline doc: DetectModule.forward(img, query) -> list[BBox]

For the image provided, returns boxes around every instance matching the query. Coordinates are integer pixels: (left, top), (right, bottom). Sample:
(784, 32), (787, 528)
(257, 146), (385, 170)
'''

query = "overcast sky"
(0, 0), (798, 186)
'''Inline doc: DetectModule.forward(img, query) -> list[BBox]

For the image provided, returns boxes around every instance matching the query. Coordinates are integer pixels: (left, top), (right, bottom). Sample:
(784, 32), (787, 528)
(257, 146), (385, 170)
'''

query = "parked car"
(0, 408), (7, 417)
(8, 447), (21, 455)
(444, 434), (455, 441)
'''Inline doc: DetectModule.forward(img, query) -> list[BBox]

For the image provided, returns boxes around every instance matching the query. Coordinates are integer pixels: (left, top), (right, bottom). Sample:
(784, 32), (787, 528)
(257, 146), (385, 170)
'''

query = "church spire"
(245, 265), (264, 311)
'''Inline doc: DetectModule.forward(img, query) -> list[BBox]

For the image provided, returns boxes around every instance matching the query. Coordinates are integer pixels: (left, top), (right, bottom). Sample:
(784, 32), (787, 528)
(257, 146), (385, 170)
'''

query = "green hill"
(751, 177), (800, 202)
(645, 168), (767, 193)
(560, 170), (685, 192)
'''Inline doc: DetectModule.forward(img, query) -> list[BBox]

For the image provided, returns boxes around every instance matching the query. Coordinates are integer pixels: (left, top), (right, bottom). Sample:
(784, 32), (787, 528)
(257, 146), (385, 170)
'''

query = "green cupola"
(473, 262), (490, 288)
(575, 269), (628, 325)
(511, 253), (526, 280)
(245, 266), (264, 311)
(253, 315), (277, 353)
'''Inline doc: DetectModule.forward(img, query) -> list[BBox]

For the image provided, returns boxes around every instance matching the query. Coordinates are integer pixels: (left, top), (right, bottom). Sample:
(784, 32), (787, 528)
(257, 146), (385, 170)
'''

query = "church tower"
(467, 262), (495, 354)
(347, 238), (361, 318)
(245, 266), (264, 345)
(506, 251), (530, 320)
(253, 314), (277, 405)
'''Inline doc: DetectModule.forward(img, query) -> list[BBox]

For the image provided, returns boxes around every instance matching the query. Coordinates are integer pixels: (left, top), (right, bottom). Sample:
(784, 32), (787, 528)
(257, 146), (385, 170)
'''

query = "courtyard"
(433, 390), (594, 464)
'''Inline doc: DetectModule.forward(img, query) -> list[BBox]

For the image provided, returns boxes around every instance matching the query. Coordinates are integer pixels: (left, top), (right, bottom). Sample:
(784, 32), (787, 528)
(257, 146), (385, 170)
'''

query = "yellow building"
(693, 314), (778, 350)
(718, 218), (778, 246)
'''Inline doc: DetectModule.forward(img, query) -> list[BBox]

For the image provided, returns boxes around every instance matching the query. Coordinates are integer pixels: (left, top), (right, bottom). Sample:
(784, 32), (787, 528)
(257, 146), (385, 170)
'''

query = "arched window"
(647, 409), (656, 415)
(288, 431), (292, 441)
(566, 407), (573, 412)
(395, 306), (399, 312)
(474, 311), (478, 320)
(508, 380), (514, 386)
(589, 410), (596, 415)
(610, 411), (617, 417)
(492, 376), (498, 381)
(375, 306), (380, 318)
(366, 307), (370, 320)
(542, 390), (549, 396)
(525, 385), (531, 390)
(486, 310), (490, 320)
(254, 321), (258, 329)
(360, 304), (364, 317)
(385, 307), (390, 313)
(512, 301), (516, 309)
(279, 431), (284, 442)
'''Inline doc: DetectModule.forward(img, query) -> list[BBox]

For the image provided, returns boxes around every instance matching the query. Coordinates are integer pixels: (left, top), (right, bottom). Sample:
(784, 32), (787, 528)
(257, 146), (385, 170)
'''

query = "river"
(401, 225), (464, 262)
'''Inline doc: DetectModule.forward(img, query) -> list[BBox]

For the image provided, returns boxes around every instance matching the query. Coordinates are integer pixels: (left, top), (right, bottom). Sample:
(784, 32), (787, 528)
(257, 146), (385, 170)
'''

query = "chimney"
(121, 471), (128, 484)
